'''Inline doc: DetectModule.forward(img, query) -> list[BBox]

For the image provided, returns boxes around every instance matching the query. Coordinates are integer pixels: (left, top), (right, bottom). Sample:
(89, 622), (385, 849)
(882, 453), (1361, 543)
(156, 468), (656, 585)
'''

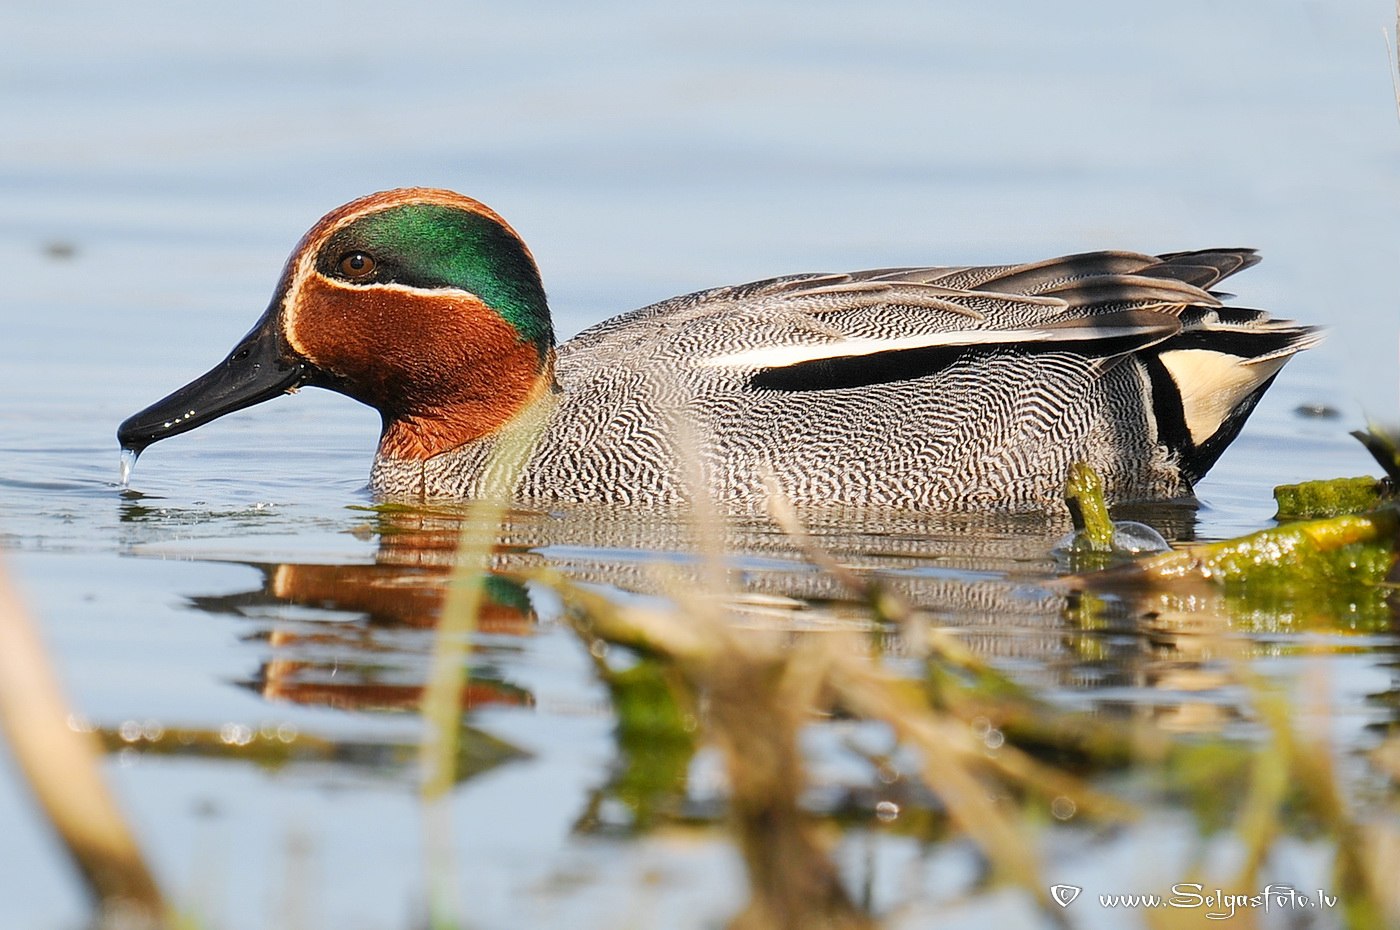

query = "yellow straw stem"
(0, 560), (166, 923)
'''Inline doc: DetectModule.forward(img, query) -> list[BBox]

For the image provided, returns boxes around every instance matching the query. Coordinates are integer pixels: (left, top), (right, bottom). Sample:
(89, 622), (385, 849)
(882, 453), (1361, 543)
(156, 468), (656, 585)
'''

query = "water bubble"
(118, 720), (143, 743)
(1055, 520), (1169, 559)
(875, 763), (901, 785)
(983, 728), (1005, 750)
(1051, 796), (1077, 820)
(1108, 521), (1169, 555)
(875, 801), (900, 822)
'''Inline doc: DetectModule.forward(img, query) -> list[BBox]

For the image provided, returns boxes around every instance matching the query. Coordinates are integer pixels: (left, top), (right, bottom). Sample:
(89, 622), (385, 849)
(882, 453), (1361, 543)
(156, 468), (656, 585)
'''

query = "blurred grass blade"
(418, 403), (548, 929)
(0, 560), (167, 926)
(419, 402), (548, 797)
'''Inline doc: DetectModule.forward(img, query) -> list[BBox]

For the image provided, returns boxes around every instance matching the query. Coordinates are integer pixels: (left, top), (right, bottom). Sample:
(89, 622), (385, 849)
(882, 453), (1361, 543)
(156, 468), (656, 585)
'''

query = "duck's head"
(118, 188), (555, 462)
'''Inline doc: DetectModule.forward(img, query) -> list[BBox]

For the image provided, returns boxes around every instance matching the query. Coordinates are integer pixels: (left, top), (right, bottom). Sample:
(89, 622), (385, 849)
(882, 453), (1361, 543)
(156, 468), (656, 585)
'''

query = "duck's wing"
(562, 248), (1319, 483)
(674, 248), (1311, 386)
(569, 249), (1265, 355)
(915, 247), (1259, 293)
(568, 248), (1314, 384)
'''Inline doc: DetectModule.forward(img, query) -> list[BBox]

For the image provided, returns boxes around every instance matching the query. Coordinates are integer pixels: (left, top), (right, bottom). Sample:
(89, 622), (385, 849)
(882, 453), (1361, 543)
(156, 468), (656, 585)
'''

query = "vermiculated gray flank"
(372, 248), (1320, 511)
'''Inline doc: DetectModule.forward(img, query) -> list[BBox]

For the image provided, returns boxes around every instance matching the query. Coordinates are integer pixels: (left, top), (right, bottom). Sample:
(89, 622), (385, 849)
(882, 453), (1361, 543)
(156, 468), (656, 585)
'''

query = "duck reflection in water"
(150, 496), (1400, 741)
(161, 500), (1234, 720)
(189, 526), (537, 715)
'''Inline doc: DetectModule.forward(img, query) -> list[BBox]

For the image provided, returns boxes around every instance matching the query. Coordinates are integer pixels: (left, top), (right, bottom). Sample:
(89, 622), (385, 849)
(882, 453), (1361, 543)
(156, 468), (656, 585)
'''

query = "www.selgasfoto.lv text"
(1095, 884), (1338, 919)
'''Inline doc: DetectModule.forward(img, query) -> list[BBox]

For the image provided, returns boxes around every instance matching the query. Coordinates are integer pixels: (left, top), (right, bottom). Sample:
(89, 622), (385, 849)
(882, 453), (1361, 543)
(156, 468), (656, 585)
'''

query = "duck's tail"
(1137, 249), (1323, 484)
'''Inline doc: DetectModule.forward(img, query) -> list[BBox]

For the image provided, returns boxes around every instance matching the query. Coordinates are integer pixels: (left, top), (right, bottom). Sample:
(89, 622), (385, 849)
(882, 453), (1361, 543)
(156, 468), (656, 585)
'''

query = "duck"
(118, 187), (1321, 511)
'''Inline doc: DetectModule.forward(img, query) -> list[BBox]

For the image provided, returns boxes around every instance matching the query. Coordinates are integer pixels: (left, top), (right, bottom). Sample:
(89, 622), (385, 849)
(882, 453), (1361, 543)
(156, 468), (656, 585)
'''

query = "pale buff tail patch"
(1157, 348), (1292, 446)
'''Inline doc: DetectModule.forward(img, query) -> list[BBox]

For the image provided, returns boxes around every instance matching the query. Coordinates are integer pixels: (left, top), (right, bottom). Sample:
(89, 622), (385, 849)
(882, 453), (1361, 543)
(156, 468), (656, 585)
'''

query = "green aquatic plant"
(1274, 475), (1391, 520)
(1352, 425), (1400, 484)
(1066, 450), (1397, 612)
(1101, 509), (1398, 595)
(1057, 462), (1171, 572)
(572, 652), (699, 832)
(1274, 426), (1398, 519)
(1064, 461), (1115, 550)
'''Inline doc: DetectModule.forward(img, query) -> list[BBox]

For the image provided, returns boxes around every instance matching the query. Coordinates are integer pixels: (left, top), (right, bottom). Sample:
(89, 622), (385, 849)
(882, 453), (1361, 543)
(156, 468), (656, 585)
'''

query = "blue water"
(2, 2), (1397, 928)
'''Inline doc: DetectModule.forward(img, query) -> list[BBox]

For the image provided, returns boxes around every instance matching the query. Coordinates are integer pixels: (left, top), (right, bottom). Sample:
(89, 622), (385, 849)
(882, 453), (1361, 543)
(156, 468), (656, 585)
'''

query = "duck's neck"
(377, 349), (557, 461)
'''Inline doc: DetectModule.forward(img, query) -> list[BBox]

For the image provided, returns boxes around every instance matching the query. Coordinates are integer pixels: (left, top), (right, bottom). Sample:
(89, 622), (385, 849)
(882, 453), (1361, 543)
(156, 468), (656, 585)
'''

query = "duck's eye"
(338, 251), (377, 279)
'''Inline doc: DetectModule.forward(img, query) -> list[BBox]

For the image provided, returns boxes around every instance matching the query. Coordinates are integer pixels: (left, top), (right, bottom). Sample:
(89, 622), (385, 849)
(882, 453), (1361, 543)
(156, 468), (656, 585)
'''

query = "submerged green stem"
(1064, 462), (1114, 551)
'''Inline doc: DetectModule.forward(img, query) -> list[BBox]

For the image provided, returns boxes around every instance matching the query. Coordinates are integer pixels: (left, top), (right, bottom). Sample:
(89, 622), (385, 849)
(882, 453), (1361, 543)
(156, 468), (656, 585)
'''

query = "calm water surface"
(2, 2), (1398, 928)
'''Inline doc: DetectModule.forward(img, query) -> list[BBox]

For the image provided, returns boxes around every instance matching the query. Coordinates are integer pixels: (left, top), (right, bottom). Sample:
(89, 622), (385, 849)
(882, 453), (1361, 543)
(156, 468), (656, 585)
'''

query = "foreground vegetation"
(1, 430), (1397, 929)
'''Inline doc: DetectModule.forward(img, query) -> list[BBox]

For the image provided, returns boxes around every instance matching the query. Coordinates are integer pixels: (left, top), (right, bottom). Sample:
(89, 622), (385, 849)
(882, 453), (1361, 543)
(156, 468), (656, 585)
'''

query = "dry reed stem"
(536, 566), (1128, 927)
(764, 485), (1128, 853)
(711, 637), (873, 930)
(530, 565), (868, 928)
(0, 560), (166, 926)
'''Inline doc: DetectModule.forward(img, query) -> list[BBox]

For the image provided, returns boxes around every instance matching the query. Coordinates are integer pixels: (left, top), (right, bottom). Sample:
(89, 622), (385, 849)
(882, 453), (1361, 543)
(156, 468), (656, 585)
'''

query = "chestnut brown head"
(118, 188), (555, 462)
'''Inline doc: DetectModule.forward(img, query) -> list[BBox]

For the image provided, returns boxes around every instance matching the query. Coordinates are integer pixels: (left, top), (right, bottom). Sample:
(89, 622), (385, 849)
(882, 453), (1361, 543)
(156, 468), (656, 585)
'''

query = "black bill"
(117, 310), (310, 454)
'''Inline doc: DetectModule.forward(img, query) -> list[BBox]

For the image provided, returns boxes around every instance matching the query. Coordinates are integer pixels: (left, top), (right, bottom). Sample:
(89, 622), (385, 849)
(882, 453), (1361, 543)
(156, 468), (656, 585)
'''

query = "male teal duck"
(118, 188), (1320, 510)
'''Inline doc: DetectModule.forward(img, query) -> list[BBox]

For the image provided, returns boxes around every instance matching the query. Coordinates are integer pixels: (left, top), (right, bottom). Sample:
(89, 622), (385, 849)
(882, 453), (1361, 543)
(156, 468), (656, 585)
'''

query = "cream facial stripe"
(280, 228), (331, 361)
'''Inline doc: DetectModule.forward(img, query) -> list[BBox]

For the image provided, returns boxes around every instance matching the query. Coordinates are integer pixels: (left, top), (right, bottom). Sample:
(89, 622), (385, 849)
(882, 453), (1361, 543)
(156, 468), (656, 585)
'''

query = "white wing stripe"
(698, 324), (1167, 369)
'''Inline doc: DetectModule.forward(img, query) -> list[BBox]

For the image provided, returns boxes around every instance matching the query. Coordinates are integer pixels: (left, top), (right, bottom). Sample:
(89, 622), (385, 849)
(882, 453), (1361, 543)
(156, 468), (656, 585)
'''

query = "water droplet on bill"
(119, 448), (139, 488)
